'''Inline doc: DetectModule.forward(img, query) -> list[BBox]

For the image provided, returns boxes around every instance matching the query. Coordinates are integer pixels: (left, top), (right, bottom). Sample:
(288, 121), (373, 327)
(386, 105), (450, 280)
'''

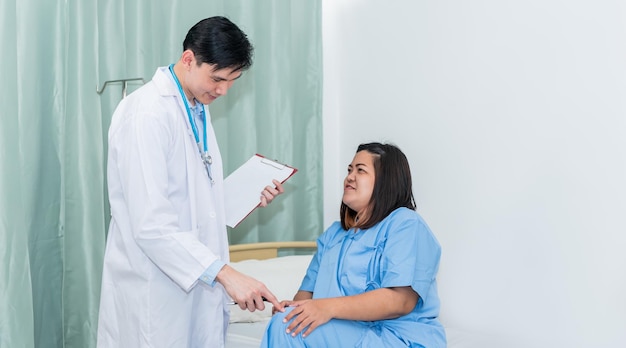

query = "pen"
(227, 296), (269, 305)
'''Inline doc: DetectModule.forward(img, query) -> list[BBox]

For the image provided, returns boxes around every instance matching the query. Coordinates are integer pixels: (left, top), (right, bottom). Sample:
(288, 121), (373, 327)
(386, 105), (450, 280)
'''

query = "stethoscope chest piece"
(202, 153), (213, 165)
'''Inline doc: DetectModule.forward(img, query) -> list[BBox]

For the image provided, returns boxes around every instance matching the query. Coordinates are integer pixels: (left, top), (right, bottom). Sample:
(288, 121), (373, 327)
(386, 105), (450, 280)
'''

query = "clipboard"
(223, 154), (297, 228)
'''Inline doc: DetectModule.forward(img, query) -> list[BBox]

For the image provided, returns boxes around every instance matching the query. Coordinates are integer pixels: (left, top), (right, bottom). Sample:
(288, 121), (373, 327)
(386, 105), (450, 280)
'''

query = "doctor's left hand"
(259, 179), (284, 207)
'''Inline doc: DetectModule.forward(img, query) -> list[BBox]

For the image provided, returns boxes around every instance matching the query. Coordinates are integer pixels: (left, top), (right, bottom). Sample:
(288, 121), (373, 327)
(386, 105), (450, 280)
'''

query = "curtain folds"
(0, 1), (322, 347)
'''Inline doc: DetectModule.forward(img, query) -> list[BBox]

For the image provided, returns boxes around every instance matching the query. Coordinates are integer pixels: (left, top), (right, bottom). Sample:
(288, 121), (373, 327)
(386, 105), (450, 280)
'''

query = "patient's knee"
(269, 306), (295, 326)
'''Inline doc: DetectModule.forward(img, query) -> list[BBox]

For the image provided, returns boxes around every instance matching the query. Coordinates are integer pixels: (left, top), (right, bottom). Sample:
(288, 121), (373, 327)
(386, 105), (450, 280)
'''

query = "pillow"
(228, 254), (313, 323)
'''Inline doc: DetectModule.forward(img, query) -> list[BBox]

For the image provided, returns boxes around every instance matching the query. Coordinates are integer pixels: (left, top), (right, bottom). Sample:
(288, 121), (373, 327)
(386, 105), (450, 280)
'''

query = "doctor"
(97, 17), (285, 348)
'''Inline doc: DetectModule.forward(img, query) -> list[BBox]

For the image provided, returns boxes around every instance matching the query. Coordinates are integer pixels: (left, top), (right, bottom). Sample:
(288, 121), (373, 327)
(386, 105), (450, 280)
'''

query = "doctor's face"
(185, 55), (242, 105)
(343, 150), (376, 215)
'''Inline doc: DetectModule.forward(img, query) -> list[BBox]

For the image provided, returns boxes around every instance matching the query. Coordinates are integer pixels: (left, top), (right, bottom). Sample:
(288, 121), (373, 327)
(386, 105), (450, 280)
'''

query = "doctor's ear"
(181, 50), (196, 68)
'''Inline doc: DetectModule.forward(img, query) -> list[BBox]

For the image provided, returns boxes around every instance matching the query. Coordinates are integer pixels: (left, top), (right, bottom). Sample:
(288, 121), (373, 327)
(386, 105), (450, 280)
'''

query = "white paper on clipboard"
(224, 154), (297, 228)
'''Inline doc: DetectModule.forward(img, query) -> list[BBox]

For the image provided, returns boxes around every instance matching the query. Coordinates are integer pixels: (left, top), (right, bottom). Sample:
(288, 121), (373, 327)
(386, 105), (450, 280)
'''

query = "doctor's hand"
(216, 264), (285, 313)
(259, 179), (284, 207)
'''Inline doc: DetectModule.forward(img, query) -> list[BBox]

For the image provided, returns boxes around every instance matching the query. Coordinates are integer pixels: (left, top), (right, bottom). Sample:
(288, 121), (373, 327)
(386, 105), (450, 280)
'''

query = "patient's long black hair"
(340, 142), (416, 230)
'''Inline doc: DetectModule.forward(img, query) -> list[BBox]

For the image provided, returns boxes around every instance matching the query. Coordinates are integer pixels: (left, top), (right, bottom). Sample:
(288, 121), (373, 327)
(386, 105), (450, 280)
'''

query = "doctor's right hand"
(216, 264), (285, 313)
(272, 300), (295, 315)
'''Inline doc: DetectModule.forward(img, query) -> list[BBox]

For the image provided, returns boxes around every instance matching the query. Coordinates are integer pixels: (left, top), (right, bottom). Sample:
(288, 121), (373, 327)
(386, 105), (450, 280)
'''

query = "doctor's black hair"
(340, 142), (416, 230)
(183, 16), (253, 72)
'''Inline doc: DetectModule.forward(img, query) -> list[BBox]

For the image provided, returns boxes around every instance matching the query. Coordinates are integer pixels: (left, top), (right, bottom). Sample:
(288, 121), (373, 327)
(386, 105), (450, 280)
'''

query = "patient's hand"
(272, 290), (313, 315)
(283, 299), (333, 338)
(272, 300), (294, 315)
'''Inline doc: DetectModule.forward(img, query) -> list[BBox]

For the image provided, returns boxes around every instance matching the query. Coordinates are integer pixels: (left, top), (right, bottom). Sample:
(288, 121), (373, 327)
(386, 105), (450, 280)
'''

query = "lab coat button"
(209, 212), (216, 218)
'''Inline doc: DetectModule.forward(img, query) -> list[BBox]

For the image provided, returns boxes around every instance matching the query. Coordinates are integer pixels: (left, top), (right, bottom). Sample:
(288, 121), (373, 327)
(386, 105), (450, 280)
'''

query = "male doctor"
(97, 17), (285, 347)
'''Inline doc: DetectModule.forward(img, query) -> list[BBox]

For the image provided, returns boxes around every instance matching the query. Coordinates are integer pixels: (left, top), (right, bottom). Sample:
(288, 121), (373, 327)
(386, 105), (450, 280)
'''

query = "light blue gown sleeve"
(380, 212), (441, 305)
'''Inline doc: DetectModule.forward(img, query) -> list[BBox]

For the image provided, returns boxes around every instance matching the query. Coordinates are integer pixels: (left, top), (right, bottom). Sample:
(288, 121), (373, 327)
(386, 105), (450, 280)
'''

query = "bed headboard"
(229, 241), (317, 262)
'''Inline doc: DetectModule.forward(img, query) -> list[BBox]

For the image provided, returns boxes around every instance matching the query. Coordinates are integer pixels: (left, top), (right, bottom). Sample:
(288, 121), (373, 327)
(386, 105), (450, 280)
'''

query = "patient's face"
(343, 151), (376, 215)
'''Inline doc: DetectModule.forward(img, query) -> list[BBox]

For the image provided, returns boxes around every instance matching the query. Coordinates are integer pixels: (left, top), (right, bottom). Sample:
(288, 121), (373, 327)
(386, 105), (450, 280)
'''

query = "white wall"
(322, 1), (626, 346)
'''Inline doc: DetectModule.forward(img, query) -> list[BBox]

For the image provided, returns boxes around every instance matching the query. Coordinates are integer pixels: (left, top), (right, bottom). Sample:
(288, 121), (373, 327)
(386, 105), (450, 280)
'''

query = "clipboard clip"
(260, 157), (286, 170)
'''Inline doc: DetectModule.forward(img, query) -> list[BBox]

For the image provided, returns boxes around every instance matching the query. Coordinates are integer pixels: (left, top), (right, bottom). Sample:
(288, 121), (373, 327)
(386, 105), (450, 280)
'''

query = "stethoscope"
(169, 64), (214, 185)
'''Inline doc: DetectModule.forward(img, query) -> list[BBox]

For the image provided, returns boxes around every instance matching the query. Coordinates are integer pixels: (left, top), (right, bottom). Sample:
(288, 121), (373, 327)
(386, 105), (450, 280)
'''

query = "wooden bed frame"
(229, 241), (317, 262)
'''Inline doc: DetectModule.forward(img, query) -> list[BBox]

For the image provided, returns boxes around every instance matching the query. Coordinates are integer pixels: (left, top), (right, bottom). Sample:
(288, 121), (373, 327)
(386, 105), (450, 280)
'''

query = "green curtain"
(0, 1), (322, 347)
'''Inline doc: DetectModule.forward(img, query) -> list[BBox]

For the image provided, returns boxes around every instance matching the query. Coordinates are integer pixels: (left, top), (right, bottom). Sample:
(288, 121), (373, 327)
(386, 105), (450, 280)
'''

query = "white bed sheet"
(226, 320), (267, 348)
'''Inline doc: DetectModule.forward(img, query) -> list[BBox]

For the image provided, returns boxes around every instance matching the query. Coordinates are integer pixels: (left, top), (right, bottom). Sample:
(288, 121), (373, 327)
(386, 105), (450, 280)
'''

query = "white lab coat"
(97, 67), (231, 347)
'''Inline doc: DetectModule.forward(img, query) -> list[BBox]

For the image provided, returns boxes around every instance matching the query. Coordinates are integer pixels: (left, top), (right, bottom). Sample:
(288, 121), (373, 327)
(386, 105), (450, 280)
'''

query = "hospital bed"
(224, 242), (501, 348)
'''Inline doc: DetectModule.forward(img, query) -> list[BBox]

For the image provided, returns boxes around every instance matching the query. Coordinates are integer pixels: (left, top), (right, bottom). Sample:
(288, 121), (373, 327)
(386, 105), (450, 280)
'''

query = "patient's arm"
(329, 286), (418, 320)
(293, 290), (313, 301)
(283, 286), (419, 337)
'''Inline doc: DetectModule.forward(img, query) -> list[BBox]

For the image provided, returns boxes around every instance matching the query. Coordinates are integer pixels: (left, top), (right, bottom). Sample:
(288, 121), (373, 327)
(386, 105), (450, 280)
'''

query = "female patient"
(261, 142), (446, 347)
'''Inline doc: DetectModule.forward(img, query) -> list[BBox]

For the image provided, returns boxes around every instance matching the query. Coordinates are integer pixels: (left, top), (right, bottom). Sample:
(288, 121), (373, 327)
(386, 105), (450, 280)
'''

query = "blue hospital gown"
(261, 208), (446, 347)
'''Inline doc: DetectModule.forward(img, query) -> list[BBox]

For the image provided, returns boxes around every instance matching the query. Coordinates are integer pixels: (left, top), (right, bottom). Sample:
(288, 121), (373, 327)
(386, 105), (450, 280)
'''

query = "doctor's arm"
(259, 179), (284, 207)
